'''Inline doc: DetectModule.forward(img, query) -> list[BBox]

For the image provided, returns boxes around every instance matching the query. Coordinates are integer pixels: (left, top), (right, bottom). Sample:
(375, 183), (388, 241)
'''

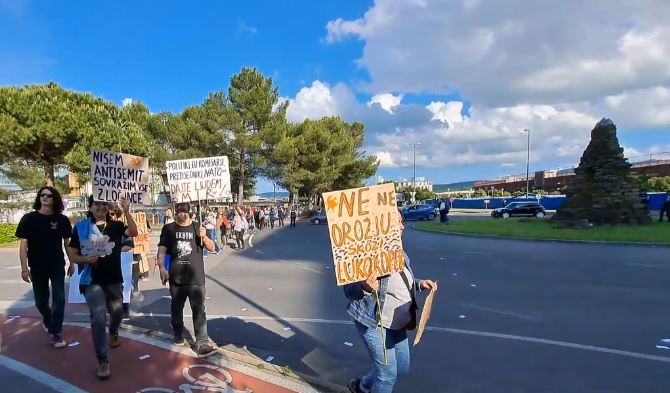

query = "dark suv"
(491, 202), (546, 218)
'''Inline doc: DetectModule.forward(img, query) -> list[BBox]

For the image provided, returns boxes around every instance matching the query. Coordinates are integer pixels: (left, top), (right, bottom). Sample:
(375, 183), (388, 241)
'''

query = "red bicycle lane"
(1, 316), (312, 393)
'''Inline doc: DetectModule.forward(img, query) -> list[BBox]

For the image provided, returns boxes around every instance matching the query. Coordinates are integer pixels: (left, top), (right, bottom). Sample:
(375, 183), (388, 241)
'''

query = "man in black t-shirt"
(157, 201), (219, 358)
(66, 195), (137, 380)
(15, 186), (73, 349)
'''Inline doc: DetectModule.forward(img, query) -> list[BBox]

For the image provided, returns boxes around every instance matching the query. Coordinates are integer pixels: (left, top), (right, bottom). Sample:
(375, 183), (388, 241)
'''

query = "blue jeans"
(355, 320), (410, 393)
(204, 229), (220, 256)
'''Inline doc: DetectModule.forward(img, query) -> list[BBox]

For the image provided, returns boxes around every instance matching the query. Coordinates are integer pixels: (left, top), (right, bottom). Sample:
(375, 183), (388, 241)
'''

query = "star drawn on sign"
(130, 156), (143, 167)
(326, 196), (337, 212)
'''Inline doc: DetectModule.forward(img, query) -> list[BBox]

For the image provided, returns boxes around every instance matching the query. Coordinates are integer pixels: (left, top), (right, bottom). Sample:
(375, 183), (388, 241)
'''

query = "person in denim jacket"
(344, 217), (438, 393)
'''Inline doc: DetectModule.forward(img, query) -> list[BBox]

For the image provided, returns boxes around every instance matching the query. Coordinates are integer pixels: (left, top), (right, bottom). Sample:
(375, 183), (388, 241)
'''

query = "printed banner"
(91, 150), (150, 204)
(166, 156), (232, 203)
(131, 212), (150, 254)
(68, 252), (133, 304)
(322, 183), (405, 286)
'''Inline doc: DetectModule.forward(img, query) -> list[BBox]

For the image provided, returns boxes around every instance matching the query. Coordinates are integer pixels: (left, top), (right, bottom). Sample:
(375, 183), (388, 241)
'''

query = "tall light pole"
(410, 142), (421, 203)
(524, 128), (531, 199)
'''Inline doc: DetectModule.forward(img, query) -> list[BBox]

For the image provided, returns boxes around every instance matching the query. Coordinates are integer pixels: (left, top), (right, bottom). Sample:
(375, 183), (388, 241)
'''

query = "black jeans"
(235, 230), (245, 249)
(290, 216), (296, 227)
(31, 267), (65, 335)
(169, 284), (208, 345)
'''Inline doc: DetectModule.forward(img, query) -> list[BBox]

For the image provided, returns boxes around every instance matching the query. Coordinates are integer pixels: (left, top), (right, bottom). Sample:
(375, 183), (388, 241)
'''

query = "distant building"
(395, 177), (433, 192)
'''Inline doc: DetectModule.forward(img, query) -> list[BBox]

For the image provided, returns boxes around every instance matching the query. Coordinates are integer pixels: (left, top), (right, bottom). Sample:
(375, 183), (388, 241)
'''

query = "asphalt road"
(1, 218), (670, 392)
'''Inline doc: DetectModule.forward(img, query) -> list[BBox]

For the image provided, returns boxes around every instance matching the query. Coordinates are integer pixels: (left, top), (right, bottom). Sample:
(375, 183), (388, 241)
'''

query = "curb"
(412, 224), (670, 248)
(114, 322), (346, 393)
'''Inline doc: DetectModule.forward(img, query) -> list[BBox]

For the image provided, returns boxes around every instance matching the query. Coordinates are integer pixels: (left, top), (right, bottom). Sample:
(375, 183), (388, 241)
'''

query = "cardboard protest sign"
(68, 252), (133, 304)
(413, 288), (436, 346)
(131, 212), (150, 254)
(166, 156), (232, 203)
(91, 150), (149, 204)
(322, 183), (405, 286)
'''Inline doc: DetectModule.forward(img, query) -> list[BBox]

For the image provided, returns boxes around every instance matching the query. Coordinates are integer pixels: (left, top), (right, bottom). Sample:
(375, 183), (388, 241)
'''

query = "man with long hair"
(15, 186), (74, 348)
(67, 195), (138, 380)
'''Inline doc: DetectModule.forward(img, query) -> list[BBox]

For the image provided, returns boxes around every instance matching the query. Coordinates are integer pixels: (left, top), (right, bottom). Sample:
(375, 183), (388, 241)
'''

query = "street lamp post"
(524, 128), (531, 199)
(410, 142), (421, 203)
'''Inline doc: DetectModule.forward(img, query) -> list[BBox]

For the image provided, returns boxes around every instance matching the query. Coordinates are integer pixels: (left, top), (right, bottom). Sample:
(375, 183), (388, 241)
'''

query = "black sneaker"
(196, 342), (219, 358)
(348, 379), (369, 393)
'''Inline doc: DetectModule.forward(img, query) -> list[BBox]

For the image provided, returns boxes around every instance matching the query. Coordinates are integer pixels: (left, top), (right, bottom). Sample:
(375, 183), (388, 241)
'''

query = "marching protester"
(439, 199), (449, 224)
(278, 205), (285, 227)
(67, 196), (138, 380)
(156, 201), (219, 358)
(258, 208), (266, 230)
(107, 203), (141, 319)
(15, 186), (74, 348)
(217, 210), (230, 249)
(232, 208), (248, 250)
(269, 206), (277, 229)
(203, 208), (221, 257)
(164, 208), (175, 225)
(290, 205), (297, 227)
(344, 215), (438, 393)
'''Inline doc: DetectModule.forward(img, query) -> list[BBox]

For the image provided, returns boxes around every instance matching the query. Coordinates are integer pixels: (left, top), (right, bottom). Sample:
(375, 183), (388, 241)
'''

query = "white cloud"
(284, 80), (605, 169)
(122, 98), (133, 107)
(368, 93), (403, 114)
(237, 20), (258, 34)
(285, 81), (339, 122)
(426, 101), (464, 127)
(326, 0), (670, 107)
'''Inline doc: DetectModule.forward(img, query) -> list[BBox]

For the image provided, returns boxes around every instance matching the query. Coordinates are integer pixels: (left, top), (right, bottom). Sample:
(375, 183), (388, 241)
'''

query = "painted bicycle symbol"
(138, 364), (252, 393)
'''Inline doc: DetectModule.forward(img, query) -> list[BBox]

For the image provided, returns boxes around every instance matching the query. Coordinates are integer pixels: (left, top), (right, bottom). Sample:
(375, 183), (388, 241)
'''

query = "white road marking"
(2, 266), (21, 270)
(0, 279), (25, 284)
(0, 355), (88, 393)
(300, 266), (323, 274)
(0, 301), (34, 309)
(248, 234), (255, 247)
(623, 263), (668, 268)
(464, 250), (492, 256)
(111, 313), (670, 363)
(464, 304), (542, 322)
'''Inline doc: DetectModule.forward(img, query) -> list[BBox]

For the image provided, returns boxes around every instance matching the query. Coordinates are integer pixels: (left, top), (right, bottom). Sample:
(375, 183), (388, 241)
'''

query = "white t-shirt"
(381, 267), (414, 330)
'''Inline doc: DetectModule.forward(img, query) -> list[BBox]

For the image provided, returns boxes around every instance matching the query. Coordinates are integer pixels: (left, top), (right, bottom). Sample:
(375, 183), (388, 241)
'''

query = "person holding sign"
(67, 196), (138, 380)
(344, 216), (438, 393)
(156, 201), (220, 358)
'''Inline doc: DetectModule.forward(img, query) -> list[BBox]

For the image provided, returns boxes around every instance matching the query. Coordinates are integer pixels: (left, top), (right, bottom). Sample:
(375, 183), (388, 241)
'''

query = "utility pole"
(524, 129), (531, 199)
(410, 143), (421, 203)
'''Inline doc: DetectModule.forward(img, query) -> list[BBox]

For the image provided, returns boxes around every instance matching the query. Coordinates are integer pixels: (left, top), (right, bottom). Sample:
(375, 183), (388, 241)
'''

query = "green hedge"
(0, 223), (18, 244)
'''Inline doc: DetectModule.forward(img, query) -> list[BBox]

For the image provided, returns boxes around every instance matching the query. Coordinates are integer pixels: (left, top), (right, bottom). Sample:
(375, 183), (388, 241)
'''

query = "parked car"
(491, 202), (546, 218)
(310, 211), (327, 225)
(400, 204), (437, 221)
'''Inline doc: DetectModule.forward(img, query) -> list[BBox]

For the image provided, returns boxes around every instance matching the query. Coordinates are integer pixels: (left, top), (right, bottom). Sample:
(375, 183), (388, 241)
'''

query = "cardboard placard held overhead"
(322, 183), (405, 286)
(413, 288), (436, 346)
(166, 156), (232, 203)
(131, 212), (150, 254)
(91, 150), (150, 205)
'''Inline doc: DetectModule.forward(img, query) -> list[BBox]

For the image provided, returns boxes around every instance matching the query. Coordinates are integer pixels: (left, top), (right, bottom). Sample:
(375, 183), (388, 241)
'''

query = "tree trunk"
(237, 149), (245, 205)
(44, 161), (55, 187)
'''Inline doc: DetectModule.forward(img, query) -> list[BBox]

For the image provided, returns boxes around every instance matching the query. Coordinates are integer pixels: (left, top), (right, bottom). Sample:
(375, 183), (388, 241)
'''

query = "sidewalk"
(1, 314), (333, 393)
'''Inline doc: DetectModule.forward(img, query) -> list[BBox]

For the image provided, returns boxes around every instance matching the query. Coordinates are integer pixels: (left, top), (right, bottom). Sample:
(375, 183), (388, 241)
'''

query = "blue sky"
(3, 0), (670, 193)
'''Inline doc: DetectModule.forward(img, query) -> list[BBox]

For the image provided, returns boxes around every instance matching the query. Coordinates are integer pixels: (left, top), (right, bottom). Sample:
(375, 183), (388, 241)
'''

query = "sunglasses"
(39, 193), (53, 198)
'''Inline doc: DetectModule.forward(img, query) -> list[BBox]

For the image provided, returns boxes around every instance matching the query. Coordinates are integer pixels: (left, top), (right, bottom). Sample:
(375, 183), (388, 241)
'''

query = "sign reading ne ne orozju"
(166, 156), (232, 203)
(323, 183), (405, 286)
(91, 150), (150, 204)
